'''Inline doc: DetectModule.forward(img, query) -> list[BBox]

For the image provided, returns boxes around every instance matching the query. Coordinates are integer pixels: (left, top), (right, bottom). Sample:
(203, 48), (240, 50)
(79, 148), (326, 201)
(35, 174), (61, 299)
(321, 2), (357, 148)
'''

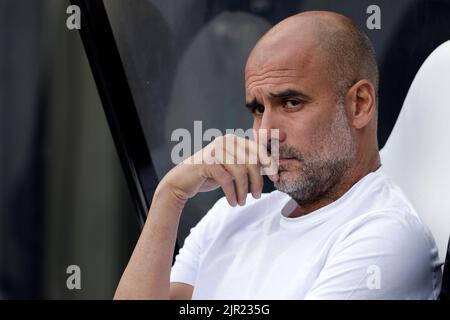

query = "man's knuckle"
(217, 170), (232, 182)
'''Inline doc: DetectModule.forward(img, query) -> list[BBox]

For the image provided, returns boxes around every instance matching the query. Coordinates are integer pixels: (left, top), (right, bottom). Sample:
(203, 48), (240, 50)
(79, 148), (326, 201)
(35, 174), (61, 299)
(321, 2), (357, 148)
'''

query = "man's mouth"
(278, 157), (296, 165)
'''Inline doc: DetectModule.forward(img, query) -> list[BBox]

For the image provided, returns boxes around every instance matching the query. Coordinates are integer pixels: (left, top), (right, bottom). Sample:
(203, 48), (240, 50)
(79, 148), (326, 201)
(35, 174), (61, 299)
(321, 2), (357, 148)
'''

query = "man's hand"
(114, 134), (279, 300)
(160, 134), (279, 207)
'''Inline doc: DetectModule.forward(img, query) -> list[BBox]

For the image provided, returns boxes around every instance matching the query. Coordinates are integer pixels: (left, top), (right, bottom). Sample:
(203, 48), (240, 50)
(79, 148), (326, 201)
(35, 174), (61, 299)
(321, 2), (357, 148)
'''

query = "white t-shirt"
(170, 167), (442, 299)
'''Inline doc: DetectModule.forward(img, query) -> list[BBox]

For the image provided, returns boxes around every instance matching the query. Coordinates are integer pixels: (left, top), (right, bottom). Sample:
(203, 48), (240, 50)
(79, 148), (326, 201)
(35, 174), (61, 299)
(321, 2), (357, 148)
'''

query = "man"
(114, 11), (442, 299)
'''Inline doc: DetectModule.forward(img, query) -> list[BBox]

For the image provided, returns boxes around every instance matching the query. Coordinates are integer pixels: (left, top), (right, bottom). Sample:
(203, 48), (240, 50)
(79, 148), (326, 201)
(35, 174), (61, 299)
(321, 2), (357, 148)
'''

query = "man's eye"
(285, 100), (301, 109)
(252, 105), (265, 115)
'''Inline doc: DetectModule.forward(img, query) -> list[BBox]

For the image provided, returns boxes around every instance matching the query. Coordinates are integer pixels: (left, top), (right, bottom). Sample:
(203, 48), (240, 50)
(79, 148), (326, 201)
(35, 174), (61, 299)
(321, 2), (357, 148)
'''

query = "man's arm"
(114, 135), (277, 300)
(114, 184), (188, 299)
(170, 283), (194, 300)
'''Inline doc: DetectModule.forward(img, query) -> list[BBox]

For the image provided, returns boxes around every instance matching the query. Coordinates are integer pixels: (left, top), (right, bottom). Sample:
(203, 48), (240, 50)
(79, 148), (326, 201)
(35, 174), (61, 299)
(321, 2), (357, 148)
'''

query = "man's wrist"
(153, 182), (188, 213)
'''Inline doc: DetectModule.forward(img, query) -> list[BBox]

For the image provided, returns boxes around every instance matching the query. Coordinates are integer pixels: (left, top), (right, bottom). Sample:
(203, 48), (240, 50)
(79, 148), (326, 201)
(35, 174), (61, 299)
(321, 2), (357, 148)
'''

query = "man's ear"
(345, 80), (376, 129)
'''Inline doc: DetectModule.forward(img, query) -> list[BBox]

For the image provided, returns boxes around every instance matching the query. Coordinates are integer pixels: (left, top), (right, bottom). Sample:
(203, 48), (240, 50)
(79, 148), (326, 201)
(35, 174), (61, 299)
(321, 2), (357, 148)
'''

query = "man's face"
(245, 39), (357, 205)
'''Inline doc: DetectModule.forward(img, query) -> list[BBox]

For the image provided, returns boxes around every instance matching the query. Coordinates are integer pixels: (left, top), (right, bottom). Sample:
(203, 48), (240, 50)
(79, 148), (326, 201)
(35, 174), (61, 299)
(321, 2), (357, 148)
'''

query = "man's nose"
(258, 109), (286, 143)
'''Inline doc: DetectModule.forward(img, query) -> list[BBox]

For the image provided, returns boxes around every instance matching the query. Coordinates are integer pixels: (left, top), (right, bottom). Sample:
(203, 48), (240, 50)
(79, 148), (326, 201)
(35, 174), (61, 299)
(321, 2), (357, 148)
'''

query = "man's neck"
(288, 151), (381, 218)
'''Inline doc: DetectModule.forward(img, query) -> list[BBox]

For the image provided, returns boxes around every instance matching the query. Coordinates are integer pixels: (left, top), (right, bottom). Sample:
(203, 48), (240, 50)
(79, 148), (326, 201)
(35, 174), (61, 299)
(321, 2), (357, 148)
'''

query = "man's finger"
(235, 142), (264, 198)
(220, 162), (249, 206)
(205, 164), (237, 207)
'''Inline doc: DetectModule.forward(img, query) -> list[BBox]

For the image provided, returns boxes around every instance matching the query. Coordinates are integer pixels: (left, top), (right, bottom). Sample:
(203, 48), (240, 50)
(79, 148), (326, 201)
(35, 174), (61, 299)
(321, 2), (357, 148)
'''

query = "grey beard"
(274, 101), (356, 207)
(274, 157), (351, 207)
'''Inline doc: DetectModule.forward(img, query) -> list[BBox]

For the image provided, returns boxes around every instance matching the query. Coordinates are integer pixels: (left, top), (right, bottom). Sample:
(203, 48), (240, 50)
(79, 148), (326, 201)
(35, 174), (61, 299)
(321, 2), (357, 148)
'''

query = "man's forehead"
(244, 44), (317, 93)
(246, 52), (311, 79)
(245, 37), (317, 78)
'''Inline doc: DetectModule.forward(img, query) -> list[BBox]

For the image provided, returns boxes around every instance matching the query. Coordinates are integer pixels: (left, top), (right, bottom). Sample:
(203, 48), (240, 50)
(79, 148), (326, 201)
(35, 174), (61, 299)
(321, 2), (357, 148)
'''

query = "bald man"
(114, 11), (442, 300)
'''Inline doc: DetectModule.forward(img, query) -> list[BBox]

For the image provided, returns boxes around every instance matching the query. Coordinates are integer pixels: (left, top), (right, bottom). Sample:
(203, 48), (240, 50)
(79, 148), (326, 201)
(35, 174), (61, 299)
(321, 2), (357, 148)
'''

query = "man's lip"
(278, 157), (296, 164)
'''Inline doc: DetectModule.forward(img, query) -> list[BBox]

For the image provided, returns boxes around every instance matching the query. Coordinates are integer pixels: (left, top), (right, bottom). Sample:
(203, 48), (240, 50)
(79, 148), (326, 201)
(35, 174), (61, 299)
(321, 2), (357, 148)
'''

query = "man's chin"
(273, 172), (299, 192)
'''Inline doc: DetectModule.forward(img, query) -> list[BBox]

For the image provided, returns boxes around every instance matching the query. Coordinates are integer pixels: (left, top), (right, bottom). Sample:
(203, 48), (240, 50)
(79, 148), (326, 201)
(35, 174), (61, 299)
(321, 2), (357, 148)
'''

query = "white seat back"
(380, 40), (450, 261)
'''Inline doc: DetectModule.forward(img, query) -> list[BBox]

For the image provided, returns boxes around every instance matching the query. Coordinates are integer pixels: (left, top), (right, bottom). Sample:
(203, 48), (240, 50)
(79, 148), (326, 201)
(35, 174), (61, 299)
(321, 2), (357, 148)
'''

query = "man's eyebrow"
(245, 98), (262, 110)
(269, 89), (311, 101)
(245, 89), (311, 110)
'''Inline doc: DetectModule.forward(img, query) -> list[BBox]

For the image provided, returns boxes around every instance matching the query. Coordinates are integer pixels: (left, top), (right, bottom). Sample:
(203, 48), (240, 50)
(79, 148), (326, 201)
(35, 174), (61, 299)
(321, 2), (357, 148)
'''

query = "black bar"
(69, 0), (158, 228)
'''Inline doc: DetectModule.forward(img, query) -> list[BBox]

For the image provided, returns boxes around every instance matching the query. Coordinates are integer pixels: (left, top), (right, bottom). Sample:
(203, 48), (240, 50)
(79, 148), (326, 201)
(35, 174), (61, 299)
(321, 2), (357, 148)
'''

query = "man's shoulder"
(330, 169), (437, 253)
(344, 168), (423, 224)
(333, 205), (438, 265)
(342, 207), (427, 239)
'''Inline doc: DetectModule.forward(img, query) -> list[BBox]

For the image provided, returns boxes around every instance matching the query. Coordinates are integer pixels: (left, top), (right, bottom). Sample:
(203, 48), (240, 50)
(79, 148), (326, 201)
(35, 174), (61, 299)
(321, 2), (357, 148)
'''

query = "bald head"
(247, 11), (379, 105)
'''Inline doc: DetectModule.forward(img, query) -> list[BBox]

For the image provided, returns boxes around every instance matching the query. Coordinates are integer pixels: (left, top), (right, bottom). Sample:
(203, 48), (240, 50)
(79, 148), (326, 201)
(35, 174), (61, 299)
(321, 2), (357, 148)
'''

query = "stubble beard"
(274, 100), (357, 207)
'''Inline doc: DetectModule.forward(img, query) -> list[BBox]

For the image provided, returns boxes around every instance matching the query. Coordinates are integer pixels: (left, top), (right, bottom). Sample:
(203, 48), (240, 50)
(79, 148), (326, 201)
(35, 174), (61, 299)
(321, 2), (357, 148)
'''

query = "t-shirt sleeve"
(170, 197), (226, 286)
(304, 211), (441, 300)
